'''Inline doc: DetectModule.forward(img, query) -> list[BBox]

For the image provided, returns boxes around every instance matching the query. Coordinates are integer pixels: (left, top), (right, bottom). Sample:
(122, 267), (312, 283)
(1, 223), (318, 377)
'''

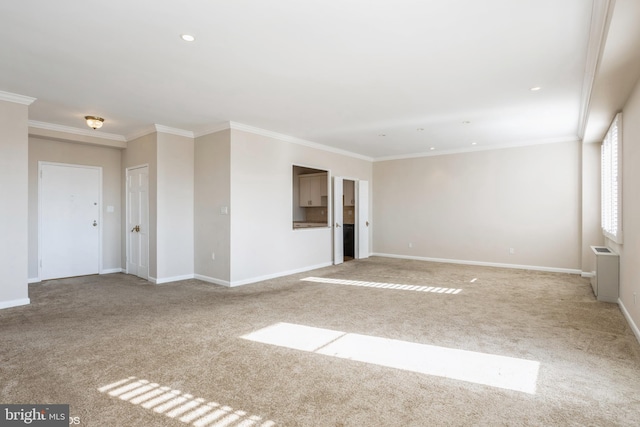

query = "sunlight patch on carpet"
(301, 277), (462, 294)
(98, 377), (276, 427)
(242, 322), (539, 394)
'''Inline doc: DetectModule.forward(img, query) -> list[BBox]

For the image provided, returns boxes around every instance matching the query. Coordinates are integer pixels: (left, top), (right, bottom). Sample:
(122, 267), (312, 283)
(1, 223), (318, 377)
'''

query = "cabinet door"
(299, 175), (312, 207)
(308, 175), (320, 206)
(343, 180), (355, 206)
(300, 174), (328, 207)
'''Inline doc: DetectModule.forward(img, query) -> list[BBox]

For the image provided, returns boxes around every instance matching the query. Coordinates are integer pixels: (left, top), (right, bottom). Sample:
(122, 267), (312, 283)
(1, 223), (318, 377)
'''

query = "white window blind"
(601, 113), (622, 243)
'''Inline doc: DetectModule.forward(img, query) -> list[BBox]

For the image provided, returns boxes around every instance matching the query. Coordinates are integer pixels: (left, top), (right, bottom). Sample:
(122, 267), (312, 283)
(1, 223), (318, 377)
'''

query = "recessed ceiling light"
(471, 142), (477, 146)
(430, 147), (435, 151)
(530, 86), (541, 91)
(181, 34), (195, 42)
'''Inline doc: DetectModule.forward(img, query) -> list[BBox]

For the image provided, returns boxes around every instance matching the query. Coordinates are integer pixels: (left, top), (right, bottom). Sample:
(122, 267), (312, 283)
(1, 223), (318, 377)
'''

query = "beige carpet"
(1, 257), (639, 426)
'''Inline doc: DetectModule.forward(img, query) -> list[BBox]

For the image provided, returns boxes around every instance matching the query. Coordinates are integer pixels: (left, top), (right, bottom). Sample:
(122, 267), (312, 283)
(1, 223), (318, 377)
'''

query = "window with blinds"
(601, 113), (622, 243)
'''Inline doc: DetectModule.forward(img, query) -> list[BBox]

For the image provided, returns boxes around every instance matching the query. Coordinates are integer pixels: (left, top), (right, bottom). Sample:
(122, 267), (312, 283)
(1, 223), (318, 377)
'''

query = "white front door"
(333, 177), (344, 265)
(39, 163), (101, 280)
(127, 165), (149, 280)
(356, 180), (370, 259)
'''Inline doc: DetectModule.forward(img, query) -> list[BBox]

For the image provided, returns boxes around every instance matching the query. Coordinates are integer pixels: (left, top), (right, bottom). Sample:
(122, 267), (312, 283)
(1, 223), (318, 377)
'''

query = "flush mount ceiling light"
(84, 116), (104, 130)
(430, 147), (436, 151)
(471, 141), (478, 146)
(180, 34), (195, 42)
(530, 86), (541, 91)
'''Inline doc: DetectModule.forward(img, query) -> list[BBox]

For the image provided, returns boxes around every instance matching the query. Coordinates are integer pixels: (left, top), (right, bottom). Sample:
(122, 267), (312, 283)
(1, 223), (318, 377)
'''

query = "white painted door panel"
(357, 180), (370, 259)
(127, 166), (149, 280)
(40, 163), (100, 280)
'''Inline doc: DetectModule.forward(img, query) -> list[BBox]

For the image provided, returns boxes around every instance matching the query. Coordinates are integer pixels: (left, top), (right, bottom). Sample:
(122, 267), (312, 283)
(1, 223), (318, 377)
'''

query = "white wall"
(194, 130), (231, 284)
(28, 137), (122, 280)
(607, 75), (640, 337)
(228, 129), (372, 285)
(0, 99), (30, 308)
(373, 141), (582, 272)
(156, 132), (194, 282)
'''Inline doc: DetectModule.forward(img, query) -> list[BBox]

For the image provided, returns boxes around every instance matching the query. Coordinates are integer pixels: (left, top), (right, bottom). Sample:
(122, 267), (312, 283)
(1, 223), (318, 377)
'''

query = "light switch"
(220, 206), (229, 215)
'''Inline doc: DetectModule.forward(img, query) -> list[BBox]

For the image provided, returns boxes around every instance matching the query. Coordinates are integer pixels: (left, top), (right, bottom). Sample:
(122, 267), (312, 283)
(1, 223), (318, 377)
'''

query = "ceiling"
(0, 0), (628, 160)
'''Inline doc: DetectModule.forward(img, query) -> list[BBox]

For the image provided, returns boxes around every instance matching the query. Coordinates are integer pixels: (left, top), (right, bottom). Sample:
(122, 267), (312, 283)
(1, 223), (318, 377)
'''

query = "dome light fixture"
(85, 116), (104, 130)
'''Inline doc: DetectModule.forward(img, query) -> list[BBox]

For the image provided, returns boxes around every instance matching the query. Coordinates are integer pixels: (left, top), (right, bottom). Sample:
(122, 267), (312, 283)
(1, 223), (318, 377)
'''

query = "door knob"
(335, 223), (341, 228)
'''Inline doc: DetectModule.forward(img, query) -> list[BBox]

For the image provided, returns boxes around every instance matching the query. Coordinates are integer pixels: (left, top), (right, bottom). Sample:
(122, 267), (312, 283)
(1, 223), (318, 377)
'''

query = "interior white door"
(356, 180), (370, 259)
(127, 165), (149, 280)
(40, 163), (100, 280)
(333, 177), (344, 265)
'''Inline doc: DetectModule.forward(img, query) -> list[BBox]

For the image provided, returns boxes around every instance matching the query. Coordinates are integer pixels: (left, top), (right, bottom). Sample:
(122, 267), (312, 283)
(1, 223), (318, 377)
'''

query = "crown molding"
(0, 90), (36, 105)
(193, 122), (232, 138)
(125, 125), (157, 141)
(126, 124), (195, 141)
(373, 136), (580, 162)
(228, 121), (374, 162)
(28, 120), (126, 141)
(577, 0), (615, 139)
(154, 124), (194, 138)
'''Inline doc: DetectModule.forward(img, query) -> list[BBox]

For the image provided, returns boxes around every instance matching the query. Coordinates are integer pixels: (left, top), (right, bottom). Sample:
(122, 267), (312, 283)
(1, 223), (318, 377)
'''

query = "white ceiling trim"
(125, 125), (156, 142)
(28, 120), (126, 142)
(577, 0), (615, 139)
(228, 121), (374, 162)
(154, 124), (194, 139)
(127, 124), (195, 141)
(374, 136), (580, 162)
(194, 122), (232, 138)
(0, 90), (36, 105)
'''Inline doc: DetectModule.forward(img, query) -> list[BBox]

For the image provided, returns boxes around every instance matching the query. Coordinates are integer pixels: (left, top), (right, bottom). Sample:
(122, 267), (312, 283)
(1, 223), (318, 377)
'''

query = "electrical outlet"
(509, 248), (515, 255)
(408, 242), (413, 248)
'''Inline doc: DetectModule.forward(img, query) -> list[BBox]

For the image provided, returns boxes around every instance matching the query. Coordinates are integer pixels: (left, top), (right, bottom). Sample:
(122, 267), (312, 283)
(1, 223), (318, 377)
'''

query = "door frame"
(125, 164), (150, 279)
(38, 161), (103, 281)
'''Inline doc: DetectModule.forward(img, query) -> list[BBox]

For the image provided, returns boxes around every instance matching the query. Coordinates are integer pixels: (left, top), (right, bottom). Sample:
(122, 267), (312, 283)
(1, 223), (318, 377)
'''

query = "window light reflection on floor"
(241, 323), (539, 394)
(98, 377), (276, 427)
(301, 277), (462, 294)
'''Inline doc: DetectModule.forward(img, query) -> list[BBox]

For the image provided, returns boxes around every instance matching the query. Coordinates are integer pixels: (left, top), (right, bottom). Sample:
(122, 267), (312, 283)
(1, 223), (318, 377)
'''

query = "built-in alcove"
(292, 165), (329, 229)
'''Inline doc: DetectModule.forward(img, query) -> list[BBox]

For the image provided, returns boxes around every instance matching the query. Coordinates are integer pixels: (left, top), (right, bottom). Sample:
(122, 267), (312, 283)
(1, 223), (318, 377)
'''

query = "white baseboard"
(581, 271), (595, 278)
(194, 274), (231, 287)
(229, 262), (333, 287)
(100, 268), (124, 274)
(371, 253), (582, 275)
(618, 298), (640, 345)
(0, 298), (31, 310)
(150, 274), (195, 285)
(28, 277), (41, 284)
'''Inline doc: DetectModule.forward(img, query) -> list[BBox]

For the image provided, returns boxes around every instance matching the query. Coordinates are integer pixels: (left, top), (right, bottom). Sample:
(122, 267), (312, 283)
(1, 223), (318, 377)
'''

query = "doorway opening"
(343, 179), (356, 261)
